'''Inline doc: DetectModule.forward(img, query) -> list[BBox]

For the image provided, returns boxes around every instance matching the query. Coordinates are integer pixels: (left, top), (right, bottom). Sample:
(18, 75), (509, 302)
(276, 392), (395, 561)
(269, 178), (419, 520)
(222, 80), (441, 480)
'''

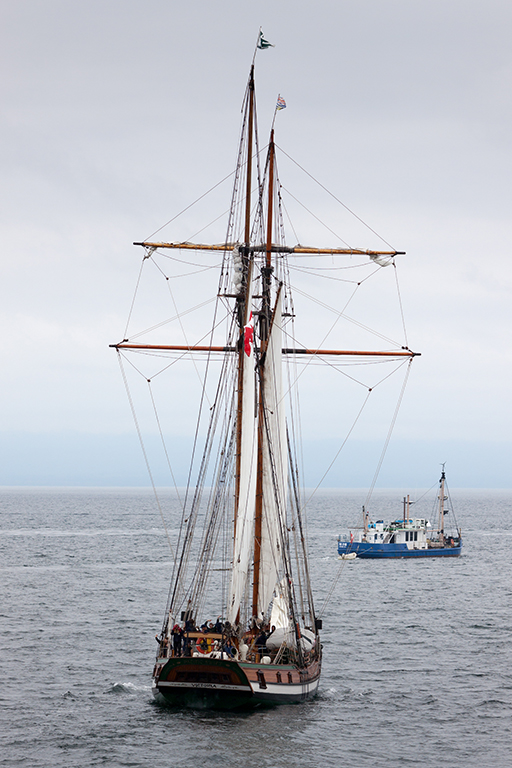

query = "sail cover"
(226, 266), (257, 624)
(258, 291), (288, 617)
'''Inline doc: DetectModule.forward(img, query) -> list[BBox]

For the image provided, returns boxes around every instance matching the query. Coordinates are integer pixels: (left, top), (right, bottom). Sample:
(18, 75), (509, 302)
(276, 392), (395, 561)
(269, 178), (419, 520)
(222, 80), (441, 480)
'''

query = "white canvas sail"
(258, 291), (288, 618)
(226, 261), (257, 624)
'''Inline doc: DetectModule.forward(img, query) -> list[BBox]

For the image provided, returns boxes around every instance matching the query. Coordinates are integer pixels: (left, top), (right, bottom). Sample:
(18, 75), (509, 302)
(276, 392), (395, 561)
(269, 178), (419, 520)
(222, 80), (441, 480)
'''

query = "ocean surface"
(1, 487), (511, 767)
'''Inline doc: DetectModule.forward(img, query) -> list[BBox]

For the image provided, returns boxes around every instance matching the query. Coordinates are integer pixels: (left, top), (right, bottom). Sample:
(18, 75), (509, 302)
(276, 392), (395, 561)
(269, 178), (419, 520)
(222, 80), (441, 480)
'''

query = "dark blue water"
(1, 487), (511, 767)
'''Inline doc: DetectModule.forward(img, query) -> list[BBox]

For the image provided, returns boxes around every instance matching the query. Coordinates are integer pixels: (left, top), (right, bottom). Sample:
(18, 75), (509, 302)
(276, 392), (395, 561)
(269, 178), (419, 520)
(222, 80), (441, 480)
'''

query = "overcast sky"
(1, 0), (511, 488)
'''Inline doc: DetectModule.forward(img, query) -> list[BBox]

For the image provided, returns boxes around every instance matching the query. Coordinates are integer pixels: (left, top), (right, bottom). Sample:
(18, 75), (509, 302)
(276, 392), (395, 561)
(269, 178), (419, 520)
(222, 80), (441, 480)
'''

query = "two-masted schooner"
(112, 55), (417, 709)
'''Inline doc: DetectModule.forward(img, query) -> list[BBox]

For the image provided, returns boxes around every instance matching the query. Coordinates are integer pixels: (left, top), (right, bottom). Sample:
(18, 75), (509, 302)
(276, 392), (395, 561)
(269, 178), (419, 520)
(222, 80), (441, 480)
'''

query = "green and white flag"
(258, 31), (274, 49)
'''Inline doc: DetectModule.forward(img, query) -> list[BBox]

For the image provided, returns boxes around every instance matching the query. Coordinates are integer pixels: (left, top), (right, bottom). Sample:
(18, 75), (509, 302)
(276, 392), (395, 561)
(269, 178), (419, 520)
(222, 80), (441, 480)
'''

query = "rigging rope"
(128, 296), (217, 341)
(364, 358), (414, 511)
(281, 185), (352, 248)
(305, 390), (372, 508)
(289, 282), (403, 347)
(276, 144), (397, 250)
(117, 352), (177, 560)
(147, 381), (183, 505)
(319, 556), (350, 619)
(151, 254), (213, 408)
(144, 172), (236, 241)
(393, 261), (409, 349)
(123, 254), (148, 341)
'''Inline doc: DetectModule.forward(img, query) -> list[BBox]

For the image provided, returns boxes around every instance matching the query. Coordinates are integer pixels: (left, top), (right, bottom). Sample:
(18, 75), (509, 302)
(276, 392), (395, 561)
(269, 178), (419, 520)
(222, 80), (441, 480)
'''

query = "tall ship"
(338, 467), (462, 559)
(112, 38), (418, 709)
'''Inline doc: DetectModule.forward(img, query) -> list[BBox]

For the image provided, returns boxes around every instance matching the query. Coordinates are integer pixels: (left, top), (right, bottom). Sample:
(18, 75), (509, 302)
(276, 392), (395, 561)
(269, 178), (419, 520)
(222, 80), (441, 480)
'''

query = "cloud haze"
(1, 1), (510, 487)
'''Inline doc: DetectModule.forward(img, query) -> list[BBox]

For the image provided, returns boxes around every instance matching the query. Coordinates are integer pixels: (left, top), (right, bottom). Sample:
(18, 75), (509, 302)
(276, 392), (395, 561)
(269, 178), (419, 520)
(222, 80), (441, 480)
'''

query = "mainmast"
(252, 129), (275, 617)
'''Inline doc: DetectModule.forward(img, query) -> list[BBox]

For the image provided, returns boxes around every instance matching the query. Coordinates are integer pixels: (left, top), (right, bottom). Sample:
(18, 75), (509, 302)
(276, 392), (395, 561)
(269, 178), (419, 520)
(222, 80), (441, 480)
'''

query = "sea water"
(1, 487), (511, 767)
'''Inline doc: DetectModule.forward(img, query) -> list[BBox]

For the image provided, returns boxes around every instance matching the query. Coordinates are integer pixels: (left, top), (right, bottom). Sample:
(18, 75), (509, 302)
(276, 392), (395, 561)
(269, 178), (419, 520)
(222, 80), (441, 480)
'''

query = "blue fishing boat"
(338, 467), (462, 559)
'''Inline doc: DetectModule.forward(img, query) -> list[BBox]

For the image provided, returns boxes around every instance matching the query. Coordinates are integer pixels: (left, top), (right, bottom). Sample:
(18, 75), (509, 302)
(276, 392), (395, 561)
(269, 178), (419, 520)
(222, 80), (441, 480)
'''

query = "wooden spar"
(281, 348), (420, 357)
(252, 132), (276, 618)
(133, 240), (405, 257)
(110, 342), (420, 357)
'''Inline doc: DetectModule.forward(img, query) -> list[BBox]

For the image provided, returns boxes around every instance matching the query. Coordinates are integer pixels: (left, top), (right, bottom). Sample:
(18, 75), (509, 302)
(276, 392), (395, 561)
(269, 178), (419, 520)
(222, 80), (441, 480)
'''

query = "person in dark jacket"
(172, 624), (182, 657)
(255, 630), (267, 656)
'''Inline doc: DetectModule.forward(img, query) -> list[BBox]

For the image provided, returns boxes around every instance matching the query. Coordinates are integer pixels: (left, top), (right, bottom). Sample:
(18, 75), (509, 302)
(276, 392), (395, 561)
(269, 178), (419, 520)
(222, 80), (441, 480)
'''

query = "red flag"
(244, 313), (254, 356)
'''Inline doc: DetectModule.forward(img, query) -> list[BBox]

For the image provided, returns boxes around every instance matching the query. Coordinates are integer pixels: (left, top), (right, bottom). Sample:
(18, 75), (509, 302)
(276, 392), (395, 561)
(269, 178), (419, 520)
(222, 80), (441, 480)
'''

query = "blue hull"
(338, 541), (462, 559)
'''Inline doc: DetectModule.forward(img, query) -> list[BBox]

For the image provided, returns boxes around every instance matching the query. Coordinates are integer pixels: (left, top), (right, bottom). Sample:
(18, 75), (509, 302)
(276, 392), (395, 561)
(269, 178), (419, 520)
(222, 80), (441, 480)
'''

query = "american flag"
(276, 95), (286, 110)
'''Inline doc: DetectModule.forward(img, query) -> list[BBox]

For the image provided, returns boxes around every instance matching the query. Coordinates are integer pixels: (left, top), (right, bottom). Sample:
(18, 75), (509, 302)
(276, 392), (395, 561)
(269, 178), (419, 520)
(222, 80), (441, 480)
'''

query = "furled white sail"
(267, 579), (294, 648)
(226, 262), (257, 624)
(369, 253), (393, 267)
(258, 290), (288, 618)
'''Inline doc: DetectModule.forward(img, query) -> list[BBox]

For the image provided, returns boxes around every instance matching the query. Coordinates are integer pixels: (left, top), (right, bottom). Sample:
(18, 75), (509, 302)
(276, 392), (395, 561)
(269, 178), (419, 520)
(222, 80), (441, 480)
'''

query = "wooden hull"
(153, 655), (321, 710)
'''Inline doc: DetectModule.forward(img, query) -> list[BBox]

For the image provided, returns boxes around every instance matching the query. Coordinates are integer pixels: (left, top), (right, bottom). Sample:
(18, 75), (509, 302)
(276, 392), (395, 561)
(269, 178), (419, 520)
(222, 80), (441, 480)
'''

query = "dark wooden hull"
(153, 655), (321, 710)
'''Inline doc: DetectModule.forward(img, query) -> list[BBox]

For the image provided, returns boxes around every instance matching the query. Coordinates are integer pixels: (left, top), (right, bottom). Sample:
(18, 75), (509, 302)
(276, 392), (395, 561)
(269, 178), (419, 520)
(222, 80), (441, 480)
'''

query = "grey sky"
(1, 1), (511, 487)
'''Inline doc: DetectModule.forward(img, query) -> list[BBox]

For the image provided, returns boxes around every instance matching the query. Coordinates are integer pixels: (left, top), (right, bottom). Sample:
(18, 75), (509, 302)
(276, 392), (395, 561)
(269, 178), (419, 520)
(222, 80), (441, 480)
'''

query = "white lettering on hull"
(158, 681), (252, 692)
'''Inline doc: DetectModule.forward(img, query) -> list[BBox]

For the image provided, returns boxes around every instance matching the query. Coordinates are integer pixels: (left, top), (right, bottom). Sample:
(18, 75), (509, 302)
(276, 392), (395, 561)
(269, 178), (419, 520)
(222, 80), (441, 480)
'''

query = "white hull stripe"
(250, 678), (320, 696)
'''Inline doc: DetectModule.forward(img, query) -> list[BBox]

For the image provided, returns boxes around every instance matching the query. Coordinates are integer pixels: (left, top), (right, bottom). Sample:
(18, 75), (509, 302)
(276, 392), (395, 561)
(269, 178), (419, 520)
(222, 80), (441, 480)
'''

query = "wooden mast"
(252, 129), (275, 618)
(234, 67), (255, 537)
(244, 66), (255, 245)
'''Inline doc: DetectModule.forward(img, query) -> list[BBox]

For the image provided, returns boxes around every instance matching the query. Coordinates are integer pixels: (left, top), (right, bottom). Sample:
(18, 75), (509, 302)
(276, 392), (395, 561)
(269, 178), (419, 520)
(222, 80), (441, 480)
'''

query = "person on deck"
(172, 624), (182, 657)
(255, 629), (268, 657)
(222, 638), (236, 658)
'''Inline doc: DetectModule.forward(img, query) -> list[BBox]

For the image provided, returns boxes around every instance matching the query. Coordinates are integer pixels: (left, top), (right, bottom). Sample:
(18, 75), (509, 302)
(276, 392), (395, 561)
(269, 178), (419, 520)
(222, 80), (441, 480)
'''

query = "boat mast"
(244, 66), (255, 245)
(402, 494), (411, 527)
(362, 505), (368, 538)
(437, 465), (446, 545)
(252, 128), (275, 618)
(234, 66), (255, 533)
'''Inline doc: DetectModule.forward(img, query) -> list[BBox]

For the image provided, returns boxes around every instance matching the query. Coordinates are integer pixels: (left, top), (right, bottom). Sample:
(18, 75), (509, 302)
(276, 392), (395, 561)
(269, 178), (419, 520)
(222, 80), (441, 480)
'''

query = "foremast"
(252, 128), (275, 619)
